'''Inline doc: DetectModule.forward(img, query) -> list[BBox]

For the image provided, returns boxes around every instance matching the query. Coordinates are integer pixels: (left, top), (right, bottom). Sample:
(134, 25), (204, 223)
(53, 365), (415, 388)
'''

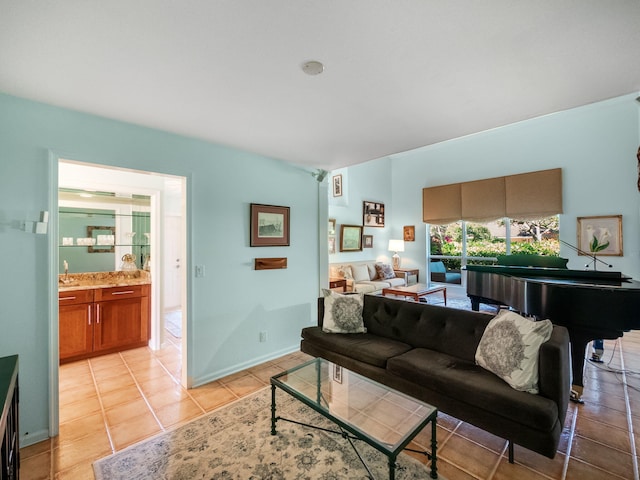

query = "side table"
(394, 268), (419, 285)
(329, 277), (347, 292)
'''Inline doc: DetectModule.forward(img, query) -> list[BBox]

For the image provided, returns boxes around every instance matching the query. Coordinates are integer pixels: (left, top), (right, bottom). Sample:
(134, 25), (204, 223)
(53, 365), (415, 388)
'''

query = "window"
(428, 215), (559, 285)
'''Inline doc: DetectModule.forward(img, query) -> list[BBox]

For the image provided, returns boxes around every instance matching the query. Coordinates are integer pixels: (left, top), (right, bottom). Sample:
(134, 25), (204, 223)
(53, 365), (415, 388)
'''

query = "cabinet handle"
(96, 304), (100, 324)
(88, 305), (91, 325)
(111, 290), (135, 295)
(60, 296), (76, 301)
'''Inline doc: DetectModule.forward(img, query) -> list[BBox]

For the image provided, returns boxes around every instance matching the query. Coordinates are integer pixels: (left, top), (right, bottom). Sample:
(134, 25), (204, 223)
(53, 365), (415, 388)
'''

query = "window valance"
(422, 168), (562, 224)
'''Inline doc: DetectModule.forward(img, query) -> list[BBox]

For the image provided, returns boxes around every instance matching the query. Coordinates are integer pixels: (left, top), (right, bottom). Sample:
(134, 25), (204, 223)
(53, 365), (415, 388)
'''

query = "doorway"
(51, 158), (188, 433)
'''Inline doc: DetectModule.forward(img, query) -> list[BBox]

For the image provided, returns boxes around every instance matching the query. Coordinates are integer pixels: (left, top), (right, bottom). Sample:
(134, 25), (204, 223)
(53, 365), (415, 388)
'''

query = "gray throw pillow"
(322, 289), (366, 334)
(375, 263), (396, 280)
(475, 310), (553, 394)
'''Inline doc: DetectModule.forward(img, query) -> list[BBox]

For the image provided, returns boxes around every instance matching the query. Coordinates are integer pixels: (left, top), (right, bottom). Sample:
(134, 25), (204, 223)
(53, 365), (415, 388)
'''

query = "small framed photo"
(87, 226), (116, 253)
(363, 201), (384, 227)
(328, 236), (336, 255)
(333, 364), (343, 384)
(340, 225), (363, 252)
(577, 215), (623, 256)
(403, 225), (415, 242)
(328, 218), (336, 235)
(250, 203), (290, 247)
(332, 174), (343, 197)
(363, 234), (373, 248)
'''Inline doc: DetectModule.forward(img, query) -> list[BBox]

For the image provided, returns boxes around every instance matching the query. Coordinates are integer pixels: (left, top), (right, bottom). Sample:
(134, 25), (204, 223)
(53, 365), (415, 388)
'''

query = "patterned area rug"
(93, 387), (438, 479)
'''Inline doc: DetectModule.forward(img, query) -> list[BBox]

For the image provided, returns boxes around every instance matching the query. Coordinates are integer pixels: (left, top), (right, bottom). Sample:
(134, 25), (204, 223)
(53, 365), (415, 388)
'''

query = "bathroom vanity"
(58, 271), (151, 363)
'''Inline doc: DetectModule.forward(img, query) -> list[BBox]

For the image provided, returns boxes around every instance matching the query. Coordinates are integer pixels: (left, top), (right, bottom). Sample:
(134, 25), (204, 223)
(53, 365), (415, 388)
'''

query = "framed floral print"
(577, 215), (622, 256)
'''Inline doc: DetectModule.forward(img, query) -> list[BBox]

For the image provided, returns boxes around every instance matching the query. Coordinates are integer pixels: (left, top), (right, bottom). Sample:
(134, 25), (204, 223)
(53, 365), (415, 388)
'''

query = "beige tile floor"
(21, 300), (640, 479)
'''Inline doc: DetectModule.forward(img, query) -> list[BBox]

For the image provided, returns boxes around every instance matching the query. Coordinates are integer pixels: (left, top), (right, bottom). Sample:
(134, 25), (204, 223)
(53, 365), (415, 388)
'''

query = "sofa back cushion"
(361, 295), (494, 362)
(351, 263), (372, 282)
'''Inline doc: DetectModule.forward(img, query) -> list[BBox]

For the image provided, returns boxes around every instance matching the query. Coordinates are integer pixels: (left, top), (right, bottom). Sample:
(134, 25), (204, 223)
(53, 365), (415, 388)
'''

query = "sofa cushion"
(361, 295), (492, 362)
(385, 277), (405, 287)
(387, 348), (558, 431)
(321, 290), (366, 333)
(475, 311), (553, 394)
(353, 283), (378, 294)
(301, 327), (412, 368)
(375, 263), (396, 280)
(352, 264), (371, 282)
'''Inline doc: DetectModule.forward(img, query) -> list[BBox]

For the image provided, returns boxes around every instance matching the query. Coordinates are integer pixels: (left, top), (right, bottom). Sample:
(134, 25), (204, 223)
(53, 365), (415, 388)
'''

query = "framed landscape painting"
(250, 203), (290, 246)
(340, 225), (363, 252)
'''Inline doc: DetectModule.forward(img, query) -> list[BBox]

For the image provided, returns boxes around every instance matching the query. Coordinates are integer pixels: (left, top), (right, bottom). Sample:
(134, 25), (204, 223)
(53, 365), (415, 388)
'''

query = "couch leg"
(508, 441), (514, 463)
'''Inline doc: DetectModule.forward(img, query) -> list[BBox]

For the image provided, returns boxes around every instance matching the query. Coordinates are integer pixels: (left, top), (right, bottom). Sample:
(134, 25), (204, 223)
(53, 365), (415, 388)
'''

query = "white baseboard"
(191, 344), (300, 388)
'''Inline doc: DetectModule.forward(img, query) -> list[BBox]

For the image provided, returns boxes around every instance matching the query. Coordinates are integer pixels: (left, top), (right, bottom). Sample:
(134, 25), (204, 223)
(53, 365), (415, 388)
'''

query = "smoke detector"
(302, 61), (324, 76)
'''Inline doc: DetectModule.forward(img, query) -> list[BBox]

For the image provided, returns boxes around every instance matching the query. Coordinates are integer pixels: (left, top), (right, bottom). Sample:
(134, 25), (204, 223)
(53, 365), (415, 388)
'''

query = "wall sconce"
(388, 239), (405, 269)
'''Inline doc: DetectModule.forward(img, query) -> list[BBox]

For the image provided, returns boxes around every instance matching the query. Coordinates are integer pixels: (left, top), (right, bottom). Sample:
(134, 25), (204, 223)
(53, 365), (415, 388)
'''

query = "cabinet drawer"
(95, 284), (149, 301)
(59, 289), (94, 304)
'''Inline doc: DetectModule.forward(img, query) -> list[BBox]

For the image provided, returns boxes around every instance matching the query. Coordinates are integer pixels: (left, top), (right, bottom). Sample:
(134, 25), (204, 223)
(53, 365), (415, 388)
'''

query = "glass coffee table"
(270, 358), (438, 479)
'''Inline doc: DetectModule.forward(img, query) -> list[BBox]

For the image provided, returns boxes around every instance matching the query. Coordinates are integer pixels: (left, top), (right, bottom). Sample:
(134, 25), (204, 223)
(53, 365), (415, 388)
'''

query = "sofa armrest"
(317, 297), (325, 328)
(538, 325), (571, 425)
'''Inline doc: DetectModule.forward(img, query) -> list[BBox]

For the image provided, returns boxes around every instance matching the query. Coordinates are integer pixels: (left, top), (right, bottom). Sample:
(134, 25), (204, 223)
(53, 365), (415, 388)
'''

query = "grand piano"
(465, 262), (640, 402)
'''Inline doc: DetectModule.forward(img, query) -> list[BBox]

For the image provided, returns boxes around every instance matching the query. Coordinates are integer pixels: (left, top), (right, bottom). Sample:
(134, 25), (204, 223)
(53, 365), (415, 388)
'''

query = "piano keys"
(465, 264), (640, 402)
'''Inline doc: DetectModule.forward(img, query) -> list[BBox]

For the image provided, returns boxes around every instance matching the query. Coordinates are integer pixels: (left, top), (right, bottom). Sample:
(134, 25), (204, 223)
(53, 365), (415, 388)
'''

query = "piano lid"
(464, 264), (638, 288)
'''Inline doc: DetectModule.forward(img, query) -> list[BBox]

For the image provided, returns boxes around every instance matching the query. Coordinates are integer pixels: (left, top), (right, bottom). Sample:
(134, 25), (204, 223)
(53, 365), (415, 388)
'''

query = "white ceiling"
(2, 1), (639, 171)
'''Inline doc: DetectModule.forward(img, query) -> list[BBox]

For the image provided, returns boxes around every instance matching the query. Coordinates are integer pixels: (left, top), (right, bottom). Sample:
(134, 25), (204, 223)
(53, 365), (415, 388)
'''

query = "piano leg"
(470, 297), (480, 311)
(568, 334), (591, 404)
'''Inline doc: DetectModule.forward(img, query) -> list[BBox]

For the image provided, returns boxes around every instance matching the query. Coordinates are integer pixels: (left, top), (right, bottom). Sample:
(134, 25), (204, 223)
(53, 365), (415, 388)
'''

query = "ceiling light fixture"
(302, 61), (324, 76)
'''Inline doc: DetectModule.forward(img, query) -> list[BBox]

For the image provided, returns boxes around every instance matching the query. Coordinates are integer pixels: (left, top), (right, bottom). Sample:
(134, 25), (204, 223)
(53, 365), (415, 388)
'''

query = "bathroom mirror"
(59, 189), (151, 274)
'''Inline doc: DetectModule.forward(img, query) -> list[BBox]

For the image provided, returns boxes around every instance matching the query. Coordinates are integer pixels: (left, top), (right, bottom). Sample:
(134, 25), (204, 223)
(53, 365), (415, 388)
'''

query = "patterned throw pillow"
(375, 263), (396, 280)
(475, 310), (553, 394)
(322, 289), (366, 334)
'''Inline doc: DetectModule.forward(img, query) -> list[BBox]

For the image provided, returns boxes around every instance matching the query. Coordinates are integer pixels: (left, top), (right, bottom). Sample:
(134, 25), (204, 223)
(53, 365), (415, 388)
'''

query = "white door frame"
(48, 154), (189, 436)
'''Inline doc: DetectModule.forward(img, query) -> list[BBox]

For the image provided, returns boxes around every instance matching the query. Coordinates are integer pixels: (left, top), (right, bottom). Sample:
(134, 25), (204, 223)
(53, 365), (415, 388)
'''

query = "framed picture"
(332, 174), (343, 197)
(363, 201), (384, 227)
(328, 236), (336, 255)
(250, 203), (290, 247)
(340, 224), (363, 252)
(403, 225), (415, 242)
(328, 218), (336, 235)
(87, 226), (115, 253)
(577, 215), (623, 256)
(363, 234), (373, 248)
(333, 364), (343, 384)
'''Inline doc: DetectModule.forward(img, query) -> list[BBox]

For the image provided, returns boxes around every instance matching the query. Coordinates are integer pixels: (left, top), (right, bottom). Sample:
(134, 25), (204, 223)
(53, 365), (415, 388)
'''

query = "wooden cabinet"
(94, 285), (150, 353)
(59, 290), (94, 362)
(59, 285), (150, 363)
(0, 355), (19, 480)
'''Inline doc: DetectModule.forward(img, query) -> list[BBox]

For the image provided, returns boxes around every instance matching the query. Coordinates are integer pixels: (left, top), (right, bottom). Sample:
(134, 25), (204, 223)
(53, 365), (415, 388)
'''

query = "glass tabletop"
(271, 358), (437, 455)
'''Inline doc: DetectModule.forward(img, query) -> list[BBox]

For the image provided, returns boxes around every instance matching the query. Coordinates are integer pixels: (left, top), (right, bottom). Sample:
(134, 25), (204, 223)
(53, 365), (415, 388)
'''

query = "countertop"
(59, 270), (151, 292)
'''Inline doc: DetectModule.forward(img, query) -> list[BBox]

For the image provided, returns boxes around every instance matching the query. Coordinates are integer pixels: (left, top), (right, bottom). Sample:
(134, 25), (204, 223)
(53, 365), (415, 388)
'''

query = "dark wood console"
(0, 355), (19, 480)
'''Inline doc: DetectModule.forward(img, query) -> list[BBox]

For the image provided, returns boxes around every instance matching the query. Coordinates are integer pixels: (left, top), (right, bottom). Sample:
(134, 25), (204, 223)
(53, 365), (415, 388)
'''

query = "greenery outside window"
(428, 215), (560, 285)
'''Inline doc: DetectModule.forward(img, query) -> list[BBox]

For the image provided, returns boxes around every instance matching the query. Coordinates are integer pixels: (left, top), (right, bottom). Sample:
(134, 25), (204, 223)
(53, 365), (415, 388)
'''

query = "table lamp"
(388, 239), (405, 269)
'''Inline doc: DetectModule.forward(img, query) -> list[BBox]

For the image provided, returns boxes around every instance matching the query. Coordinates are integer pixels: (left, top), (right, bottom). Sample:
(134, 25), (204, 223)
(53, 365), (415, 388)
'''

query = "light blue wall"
(389, 93), (640, 282)
(328, 158), (395, 265)
(330, 94), (640, 284)
(0, 92), (321, 445)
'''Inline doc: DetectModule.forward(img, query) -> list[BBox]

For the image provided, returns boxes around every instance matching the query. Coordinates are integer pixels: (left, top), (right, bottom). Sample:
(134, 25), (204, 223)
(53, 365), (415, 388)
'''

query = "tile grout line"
(618, 338), (640, 480)
(86, 359), (117, 454)
(150, 345), (211, 416)
(117, 352), (167, 438)
(560, 405), (577, 480)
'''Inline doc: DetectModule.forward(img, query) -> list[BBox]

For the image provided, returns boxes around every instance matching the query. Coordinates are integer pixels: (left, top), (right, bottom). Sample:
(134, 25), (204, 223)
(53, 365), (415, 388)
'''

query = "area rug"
(93, 387), (436, 479)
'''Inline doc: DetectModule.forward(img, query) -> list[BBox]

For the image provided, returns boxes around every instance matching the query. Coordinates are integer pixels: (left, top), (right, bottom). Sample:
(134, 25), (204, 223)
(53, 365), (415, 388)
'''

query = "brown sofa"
(301, 294), (571, 461)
